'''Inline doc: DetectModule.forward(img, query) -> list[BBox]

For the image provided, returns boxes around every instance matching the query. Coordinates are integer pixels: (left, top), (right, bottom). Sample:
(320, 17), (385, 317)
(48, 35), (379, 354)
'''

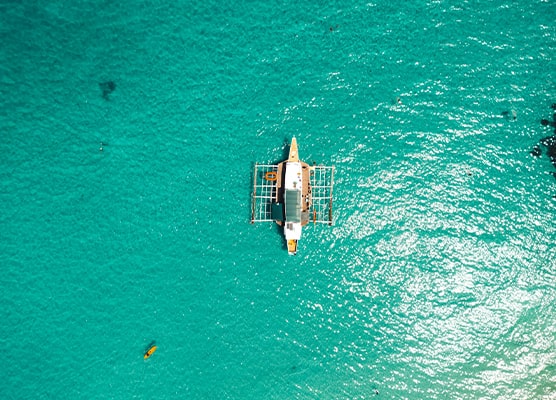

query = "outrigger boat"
(251, 138), (335, 255)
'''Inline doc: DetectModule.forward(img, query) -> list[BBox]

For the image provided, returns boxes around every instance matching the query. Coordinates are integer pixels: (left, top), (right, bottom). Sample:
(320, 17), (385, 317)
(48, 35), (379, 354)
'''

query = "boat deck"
(251, 163), (334, 225)
(275, 161), (311, 226)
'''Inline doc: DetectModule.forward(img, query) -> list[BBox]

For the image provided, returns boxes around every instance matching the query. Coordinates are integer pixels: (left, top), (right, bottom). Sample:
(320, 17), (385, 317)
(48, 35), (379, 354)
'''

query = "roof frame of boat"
(251, 162), (335, 225)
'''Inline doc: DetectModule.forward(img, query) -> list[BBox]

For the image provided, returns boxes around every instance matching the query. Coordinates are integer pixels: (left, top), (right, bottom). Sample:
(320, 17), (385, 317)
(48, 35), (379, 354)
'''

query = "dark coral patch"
(99, 81), (116, 100)
(533, 105), (556, 180)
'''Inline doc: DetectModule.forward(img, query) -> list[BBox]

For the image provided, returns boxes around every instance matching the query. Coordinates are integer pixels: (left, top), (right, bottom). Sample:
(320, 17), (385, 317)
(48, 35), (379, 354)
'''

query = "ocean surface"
(1, 1), (555, 399)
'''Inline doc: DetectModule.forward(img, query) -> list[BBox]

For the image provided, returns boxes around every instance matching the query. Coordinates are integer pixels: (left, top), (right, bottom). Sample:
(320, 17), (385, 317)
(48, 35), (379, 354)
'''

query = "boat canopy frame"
(309, 165), (335, 225)
(251, 164), (279, 223)
(251, 163), (335, 225)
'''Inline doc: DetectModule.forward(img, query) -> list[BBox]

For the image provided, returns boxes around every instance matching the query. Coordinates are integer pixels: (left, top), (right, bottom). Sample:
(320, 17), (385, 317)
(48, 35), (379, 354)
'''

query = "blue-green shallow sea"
(1, 1), (555, 399)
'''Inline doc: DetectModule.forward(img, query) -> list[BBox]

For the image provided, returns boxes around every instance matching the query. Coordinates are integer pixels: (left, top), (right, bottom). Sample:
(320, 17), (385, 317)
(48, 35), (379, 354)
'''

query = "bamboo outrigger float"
(251, 138), (335, 255)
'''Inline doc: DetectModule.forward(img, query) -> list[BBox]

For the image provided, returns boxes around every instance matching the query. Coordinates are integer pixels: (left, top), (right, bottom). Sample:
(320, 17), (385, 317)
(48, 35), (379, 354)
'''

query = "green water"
(1, 1), (555, 399)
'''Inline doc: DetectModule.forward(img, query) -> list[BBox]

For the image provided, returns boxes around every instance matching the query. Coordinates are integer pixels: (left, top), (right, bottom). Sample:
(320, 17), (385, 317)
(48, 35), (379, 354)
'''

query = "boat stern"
(287, 239), (298, 255)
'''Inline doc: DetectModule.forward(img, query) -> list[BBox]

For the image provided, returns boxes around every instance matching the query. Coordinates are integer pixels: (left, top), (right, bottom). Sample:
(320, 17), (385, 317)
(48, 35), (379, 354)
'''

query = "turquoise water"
(1, 1), (556, 398)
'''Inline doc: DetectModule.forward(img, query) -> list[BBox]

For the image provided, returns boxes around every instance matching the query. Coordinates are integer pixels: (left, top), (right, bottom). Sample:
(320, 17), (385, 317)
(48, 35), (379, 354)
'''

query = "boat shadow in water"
(145, 340), (156, 353)
(280, 137), (292, 162)
(273, 223), (289, 252)
(266, 137), (294, 165)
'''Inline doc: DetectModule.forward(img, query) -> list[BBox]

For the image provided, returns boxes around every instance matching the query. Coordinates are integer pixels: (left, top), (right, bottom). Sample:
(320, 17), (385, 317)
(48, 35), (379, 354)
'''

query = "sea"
(1, 1), (555, 399)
